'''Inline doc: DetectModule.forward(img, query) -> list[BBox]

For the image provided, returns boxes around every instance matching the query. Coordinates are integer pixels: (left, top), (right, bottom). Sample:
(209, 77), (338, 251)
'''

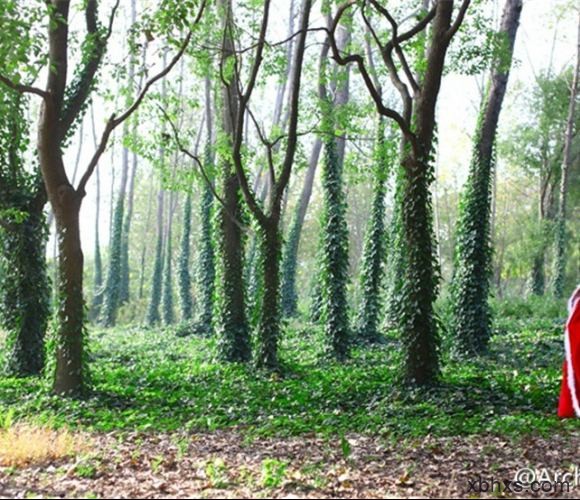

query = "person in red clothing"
(558, 285), (580, 418)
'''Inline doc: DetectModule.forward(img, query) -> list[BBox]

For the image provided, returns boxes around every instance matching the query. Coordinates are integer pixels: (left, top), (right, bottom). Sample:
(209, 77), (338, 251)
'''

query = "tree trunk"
(178, 193), (193, 321)
(52, 188), (85, 394)
(216, 0), (250, 362)
(90, 106), (103, 320)
(118, 0), (139, 306)
(146, 184), (165, 326)
(162, 191), (176, 325)
(320, 102), (350, 360)
(1, 188), (50, 377)
(256, 219), (281, 369)
(399, 152), (439, 384)
(280, 138), (322, 317)
(553, 12), (580, 298)
(451, 0), (522, 355)
(398, 0), (458, 384)
(355, 118), (389, 343)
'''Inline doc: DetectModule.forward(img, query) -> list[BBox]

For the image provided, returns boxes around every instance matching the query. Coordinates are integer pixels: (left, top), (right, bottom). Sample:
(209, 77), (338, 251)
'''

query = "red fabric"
(558, 296), (580, 418)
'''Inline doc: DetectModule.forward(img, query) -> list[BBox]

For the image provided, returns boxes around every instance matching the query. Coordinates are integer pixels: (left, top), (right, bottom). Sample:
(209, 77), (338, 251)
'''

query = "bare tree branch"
(59, 0), (121, 139)
(159, 106), (248, 232)
(327, 2), (412, 138)
(366, 0), (418, 95)
(76, 0), (207, 195)
(229, 0), (272, 226)
(0, 74), (48, 98)
(447, 0), (472, 40)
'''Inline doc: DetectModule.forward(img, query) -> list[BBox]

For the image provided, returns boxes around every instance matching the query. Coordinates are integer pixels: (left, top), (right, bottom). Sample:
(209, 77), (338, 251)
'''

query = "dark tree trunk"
(1, 187), (50, 377)
(218, 172), (251, 361)
(256, 218), (281, 369)
(216, 0), (250, 362)
(398, 151), (439, 384)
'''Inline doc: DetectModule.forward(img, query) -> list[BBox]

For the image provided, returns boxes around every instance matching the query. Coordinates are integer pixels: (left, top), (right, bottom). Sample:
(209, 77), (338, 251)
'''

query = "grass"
(0, 298), (578, 440)
(0, 423), (87, 467)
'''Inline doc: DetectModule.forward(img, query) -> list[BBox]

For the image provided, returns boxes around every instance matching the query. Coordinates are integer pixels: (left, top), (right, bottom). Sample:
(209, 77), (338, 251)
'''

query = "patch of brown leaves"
(1, 430), (579, 498)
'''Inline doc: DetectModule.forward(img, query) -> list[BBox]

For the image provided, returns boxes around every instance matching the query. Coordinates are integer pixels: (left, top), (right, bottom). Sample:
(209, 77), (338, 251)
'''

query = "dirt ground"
(1, 430), (579, 498)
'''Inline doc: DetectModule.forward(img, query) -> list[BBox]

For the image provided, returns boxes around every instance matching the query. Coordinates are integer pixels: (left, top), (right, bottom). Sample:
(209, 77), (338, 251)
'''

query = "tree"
(355, 117), (395, 343)
(194, 76), (216, 335)
(280, 138), (322, 317)
(101, 0), (139, 327)
(213, 0), (252, 362)
(553, 11), (580, 298)
(0, 0), (206, 394)
(147, 183), (166, 327)
(499, 71), (571, 296)
(162, 192), (176, 325)
(90, 106), (104, 321)
(451, 0), (523, 355)
(317, 18), (351, 359)
(329, 0), (471, 384)
(0, 91), (50, 377)
(179, 192), (194, 321)
(216, 0), (313, 368)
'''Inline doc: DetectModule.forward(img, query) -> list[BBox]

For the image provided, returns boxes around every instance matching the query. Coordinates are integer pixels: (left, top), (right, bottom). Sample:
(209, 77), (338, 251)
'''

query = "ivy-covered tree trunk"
(147, 186), (165, 326)
(195, 147), (216, 334)
(245, 233), (263, 329)
(256, 219), (282, 369)
(319, 101), (350, 360)
(216, 173), (250, 361)
(451, 0), (523, 355)
(384, 167), (405, 328)
(216, 0), (250, 362)
(52, 190), (86, 394)
(162, 237), (175, 325)
(0, 90), (50, 377)
(315, 19), (351, 359)
(398, 146), (440, 383)
(552, 13), (579, 298)
(0, 189), (50, 376)
(100, 196), (124, 326)
(280, 138), (322, 317)
(355, 118), (391, 343)
(225, 0), (311, 369)
(178, 193), (193, 321)
(309, 256), (324, 322)
(162, 194), (175, 325)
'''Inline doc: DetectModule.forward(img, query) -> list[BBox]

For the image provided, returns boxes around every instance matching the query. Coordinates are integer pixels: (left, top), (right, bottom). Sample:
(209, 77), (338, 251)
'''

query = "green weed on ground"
(0, 298), (577, 439)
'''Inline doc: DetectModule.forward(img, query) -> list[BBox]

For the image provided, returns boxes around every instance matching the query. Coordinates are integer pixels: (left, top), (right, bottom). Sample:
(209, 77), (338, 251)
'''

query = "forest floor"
(1, 428), (579, 498)
(0, 298), (579, 498)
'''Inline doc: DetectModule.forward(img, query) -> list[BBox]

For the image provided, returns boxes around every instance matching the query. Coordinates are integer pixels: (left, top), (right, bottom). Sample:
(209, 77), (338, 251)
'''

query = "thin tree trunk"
(553, 12), (580, 298)
(90, 106), (103, 320)
(280, 137), (322, 316)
